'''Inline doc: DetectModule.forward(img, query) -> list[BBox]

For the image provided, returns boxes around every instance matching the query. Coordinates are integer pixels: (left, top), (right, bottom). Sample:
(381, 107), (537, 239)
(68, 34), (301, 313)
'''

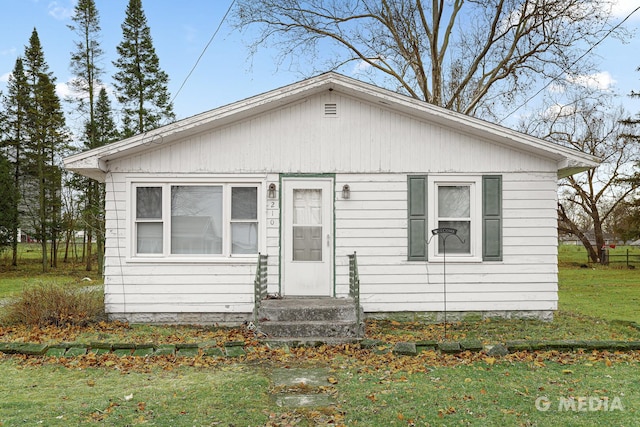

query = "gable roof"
(64, 72), (599, 181)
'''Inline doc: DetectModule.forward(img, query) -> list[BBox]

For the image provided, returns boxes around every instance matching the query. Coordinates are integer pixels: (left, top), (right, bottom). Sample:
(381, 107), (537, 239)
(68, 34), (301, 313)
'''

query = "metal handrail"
(253, 253), (268, 321)
(348, 251), (362, 336)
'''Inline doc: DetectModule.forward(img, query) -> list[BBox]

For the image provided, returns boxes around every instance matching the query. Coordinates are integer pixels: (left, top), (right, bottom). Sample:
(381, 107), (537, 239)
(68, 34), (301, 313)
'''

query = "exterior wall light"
(268, 183), (277, 199)
(342, 184), (351, 200)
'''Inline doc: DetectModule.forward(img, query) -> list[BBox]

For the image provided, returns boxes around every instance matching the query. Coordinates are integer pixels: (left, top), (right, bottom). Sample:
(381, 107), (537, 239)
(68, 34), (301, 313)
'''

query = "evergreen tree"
(69, 0), (104, 150)
(113, 0), (175, 137)
(0, 153), (17, 253)
(0, 58), (30, 266)
(69, 0), (106, 271)
(23, 28), (70, 272)
(86, 88), (117, 272)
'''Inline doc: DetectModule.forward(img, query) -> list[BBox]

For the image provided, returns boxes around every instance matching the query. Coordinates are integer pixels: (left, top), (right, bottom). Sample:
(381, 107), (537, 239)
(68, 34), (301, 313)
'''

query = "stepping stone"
(272, 368), (332, 388)
(416, 340), (437, 352)
(177, 347), (199, 357)
(133, 347), (155, 357)
(46, 347), (67, 357)
(154, 345), (176, 356)
(65, 347), (88, 357)
(486, 344), (509, 357)
(113, 349), (133, 357)
(90, 348), (112, 356)
(203, 347), (224, 357)
(460, 340), (483, 352)
(11, 343), (49, 356)
(359, 339), (383, 349)
(393, 342), (417, 356)
(224, 346), (245, 358)
(438, 342), (461, 354)
(275, 394), (335, 408)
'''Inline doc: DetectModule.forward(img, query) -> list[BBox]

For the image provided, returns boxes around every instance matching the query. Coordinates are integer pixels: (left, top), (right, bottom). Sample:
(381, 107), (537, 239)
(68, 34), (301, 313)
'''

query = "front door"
(282, 178), (333, 296)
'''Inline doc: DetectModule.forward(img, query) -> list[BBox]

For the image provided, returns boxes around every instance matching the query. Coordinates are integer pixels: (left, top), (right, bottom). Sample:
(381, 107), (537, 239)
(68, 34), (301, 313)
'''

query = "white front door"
(282, 178), (333, 296)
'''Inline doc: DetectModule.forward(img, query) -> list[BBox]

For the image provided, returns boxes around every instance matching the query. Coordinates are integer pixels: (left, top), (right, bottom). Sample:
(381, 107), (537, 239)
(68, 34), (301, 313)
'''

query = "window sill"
(125, 255), (259, 265)
(427, 256), (483, 264)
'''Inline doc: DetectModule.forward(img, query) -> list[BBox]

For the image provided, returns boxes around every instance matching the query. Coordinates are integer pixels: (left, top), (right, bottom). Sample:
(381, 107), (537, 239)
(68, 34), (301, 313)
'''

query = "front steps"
(256, 297), (364, 346)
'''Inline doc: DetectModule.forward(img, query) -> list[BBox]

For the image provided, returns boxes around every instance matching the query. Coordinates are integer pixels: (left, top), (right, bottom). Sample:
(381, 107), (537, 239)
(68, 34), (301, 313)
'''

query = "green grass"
(0, 243), (639, 425)
(0, 244), (102, 298)
(0, 360), (271, 426)
(0, 357), (637, 426)
(335, 358), (639, 426)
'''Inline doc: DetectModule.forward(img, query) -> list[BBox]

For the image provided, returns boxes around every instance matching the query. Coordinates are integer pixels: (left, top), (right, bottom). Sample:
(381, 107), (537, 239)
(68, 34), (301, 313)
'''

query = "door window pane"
(137, 223), (163, 254)
(292, 189), (323, 261)
(293, 226), (323, 261)
(136, 187), (162, 218)
(293, 189), (322, 225)
(171, 186), (222, 254)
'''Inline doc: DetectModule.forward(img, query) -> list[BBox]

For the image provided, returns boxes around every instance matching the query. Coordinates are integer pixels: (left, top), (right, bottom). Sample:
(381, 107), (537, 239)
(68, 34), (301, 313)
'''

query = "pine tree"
(69, 0), (106, 271)
(23, 28), (70, 272)
(69, 0), (104, 150)
(113, 0), (175, 137)
(0, 153), (17, 253)
(0, 58), (30, 266)
(87, 88), (117, 272)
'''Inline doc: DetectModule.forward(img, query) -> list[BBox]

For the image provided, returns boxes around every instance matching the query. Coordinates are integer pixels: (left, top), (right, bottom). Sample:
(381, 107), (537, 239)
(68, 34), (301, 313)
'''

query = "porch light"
(268, 183), (277, 199)
(342, 184), (351, 199)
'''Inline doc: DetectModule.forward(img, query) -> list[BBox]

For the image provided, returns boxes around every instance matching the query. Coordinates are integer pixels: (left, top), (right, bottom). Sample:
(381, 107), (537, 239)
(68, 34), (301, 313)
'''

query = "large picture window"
(132, 182), (260, 258)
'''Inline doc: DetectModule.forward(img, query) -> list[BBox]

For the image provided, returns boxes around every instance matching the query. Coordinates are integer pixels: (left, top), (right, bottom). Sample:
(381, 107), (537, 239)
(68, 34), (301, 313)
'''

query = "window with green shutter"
(408, 174), (503, 262)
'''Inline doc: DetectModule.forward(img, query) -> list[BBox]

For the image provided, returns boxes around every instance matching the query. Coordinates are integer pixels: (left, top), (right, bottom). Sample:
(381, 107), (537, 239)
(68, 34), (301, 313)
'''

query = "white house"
(63, 72), (599, 324)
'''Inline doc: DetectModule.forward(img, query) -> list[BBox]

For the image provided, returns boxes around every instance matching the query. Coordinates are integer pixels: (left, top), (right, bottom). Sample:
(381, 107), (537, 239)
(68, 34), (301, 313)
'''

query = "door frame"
(278, 174), (335, 297)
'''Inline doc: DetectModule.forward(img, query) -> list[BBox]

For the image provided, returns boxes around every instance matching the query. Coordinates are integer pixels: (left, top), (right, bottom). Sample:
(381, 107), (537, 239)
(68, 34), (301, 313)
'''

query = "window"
(408, 175), (502, 262)
(135, 187), (163, 254)
(436, 184), (472, 255)
(132, 182), (260, 258)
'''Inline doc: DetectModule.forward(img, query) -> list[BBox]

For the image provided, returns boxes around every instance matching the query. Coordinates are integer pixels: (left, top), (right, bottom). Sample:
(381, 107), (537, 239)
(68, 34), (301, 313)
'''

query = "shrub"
(1, 282), (106, 327)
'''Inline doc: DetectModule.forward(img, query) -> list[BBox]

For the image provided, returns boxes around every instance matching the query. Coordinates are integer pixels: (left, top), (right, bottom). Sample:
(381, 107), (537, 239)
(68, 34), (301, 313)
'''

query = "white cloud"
(565, 71), (617, 91)
(0, 72), (11, 83)
(544, 103), (577, 119)
(611, 0), (640, 20)
(56, 81), (74, 99)
(48, 1), (75, 20)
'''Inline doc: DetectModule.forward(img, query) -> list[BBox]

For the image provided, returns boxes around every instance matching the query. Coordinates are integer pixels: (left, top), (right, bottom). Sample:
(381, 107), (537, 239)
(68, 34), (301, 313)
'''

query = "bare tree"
(522, 93), (639, 263)
(233, 0), (626, 117)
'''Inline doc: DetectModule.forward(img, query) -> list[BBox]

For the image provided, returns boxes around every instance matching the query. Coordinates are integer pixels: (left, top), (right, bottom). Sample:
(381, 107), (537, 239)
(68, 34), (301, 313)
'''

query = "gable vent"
(324, 103), (338, 117)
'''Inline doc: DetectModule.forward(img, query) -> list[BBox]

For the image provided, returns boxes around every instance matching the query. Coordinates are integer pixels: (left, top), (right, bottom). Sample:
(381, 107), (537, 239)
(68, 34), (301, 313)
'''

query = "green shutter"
(408, 176), (427, 260)
(482, 175), (502, 261)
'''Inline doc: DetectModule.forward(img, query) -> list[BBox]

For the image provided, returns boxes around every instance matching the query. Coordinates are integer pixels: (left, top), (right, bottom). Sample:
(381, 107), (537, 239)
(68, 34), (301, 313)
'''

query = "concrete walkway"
(271, 367), (336, 408)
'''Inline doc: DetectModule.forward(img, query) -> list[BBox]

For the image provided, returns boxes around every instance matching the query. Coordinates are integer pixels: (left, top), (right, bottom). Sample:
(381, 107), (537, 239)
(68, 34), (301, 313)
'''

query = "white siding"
(112, 91), (556, 176)
(101, 89), (560, 317)
(334, 173), (557, 313)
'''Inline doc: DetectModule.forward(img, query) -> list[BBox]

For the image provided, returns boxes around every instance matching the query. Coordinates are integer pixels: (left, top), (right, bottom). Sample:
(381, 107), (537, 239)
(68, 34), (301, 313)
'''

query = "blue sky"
(1, 0), (639, 134)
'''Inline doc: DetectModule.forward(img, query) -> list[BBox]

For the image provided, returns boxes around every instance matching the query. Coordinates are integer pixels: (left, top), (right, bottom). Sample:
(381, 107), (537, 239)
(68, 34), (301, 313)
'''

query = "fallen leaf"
(327, 377), (338, 384)
(484, 356), (496, 365)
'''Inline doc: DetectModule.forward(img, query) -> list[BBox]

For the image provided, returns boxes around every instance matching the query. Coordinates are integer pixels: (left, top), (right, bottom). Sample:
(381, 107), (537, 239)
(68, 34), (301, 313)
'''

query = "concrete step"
(264, 337), (361, 347)
(257, 297), (358, 322)
(256, 297), (364, 341)
(259, 320), (360, 338)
